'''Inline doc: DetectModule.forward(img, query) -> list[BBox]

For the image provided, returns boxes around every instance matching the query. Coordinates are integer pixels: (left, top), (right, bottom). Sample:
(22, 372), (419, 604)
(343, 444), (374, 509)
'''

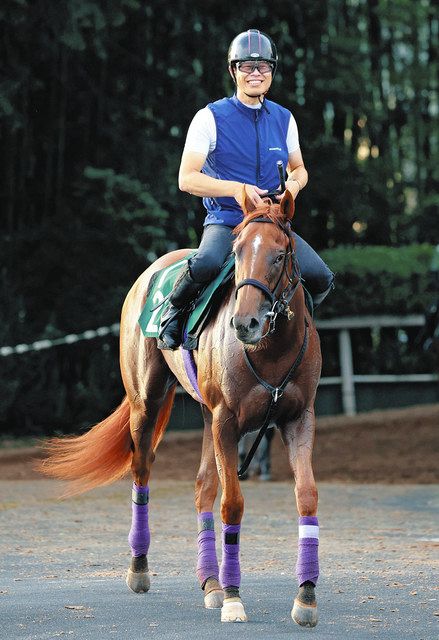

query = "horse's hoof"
(221, 597), (247, 622)
(126, 568), (150, 593)
(203, 578), (224, 609)
(291, 598), (318, 627)
(204, 589), (224, 609)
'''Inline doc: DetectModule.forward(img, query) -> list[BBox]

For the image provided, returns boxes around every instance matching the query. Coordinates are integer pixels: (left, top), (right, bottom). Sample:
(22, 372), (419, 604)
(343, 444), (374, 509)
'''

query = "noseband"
(235, 217), (301, 337)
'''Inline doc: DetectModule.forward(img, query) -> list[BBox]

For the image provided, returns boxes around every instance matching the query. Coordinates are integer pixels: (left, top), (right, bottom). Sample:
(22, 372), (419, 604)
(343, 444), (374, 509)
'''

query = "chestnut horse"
(40, 189), (322, 627)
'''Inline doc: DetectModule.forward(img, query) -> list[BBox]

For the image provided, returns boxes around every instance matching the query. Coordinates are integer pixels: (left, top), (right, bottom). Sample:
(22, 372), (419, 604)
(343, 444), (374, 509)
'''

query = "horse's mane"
(233, 200), (285, 236)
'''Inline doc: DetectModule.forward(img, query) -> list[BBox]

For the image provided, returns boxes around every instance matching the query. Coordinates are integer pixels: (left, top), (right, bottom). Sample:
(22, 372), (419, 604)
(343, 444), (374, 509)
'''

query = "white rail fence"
(315, 315), (437, 415)
(1, 315), (436, 416)
(0, 324), (121, 357)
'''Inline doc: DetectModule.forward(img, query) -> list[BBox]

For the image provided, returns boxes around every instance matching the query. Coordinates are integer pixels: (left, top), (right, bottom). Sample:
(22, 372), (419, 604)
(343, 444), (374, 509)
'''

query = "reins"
(235, 215), (309, 479)
(238, 318), (309, 478)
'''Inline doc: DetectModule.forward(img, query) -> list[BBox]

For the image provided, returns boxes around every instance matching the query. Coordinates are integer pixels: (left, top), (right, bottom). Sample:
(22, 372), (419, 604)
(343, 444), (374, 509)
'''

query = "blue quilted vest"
(202, 94), (290, 227)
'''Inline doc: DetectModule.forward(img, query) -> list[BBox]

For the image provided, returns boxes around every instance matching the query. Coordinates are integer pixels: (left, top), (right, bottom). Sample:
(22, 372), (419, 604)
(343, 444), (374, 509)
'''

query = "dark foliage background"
(0, 0), (437, 435)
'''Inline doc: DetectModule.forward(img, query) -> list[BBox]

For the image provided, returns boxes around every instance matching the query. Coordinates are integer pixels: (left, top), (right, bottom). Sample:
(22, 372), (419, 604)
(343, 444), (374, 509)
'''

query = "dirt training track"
(1, 480), (438, 639)
(1, 403), (438, 484)
(0, 404), (438, 639)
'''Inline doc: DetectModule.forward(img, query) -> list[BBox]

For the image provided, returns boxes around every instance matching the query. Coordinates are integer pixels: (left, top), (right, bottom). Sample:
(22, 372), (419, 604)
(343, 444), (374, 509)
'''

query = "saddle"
(138, 251), (314, 349)
(138, 252), (235, 349)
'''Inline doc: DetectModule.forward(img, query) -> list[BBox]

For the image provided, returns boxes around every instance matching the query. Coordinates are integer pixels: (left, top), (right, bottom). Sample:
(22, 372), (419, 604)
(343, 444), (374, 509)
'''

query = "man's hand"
(276, 178), (300, 201)
(234, 183), (268, 208)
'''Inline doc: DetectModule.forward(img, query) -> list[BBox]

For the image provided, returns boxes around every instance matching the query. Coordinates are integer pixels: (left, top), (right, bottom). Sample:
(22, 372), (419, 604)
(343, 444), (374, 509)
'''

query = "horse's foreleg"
(194, 405), (223, 609)
(212, 409), (247, 623)
(281, 407), (319, 628)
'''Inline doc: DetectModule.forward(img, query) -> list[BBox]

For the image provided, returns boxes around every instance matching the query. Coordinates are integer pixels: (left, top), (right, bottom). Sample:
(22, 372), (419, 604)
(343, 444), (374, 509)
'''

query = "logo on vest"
(269, 147), (282, 151)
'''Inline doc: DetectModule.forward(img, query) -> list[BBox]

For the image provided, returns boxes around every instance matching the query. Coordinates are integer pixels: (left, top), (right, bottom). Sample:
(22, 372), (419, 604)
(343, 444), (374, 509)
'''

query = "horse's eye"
(275, 254), (285, 264)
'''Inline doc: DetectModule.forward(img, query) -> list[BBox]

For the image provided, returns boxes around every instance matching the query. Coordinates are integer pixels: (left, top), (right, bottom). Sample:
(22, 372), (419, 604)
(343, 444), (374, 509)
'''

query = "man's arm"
(285, 148), (308, 199)
(274, 149), (308, 201)
(178, 151), (240, 198)
(178, 150), (267, 207)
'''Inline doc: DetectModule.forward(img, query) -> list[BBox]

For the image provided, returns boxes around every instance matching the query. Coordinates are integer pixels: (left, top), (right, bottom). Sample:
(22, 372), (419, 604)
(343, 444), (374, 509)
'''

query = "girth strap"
(237, 319), (309, 479)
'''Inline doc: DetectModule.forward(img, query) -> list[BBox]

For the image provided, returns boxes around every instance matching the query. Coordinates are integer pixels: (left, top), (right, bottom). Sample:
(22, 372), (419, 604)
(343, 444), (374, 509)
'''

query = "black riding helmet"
(228, 29), (278, 80)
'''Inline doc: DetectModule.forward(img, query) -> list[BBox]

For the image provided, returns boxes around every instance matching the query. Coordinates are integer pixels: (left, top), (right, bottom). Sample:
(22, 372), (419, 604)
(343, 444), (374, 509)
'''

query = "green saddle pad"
(138, 252), (235, 346)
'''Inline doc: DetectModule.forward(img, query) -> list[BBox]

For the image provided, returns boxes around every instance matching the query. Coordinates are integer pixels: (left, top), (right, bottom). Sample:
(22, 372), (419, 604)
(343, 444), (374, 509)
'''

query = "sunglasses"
(236, 60), (274, 75)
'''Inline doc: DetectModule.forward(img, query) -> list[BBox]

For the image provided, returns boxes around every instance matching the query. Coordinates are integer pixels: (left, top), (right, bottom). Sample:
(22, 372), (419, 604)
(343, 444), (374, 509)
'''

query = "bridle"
(234, 216), (302, 339)
(234, 215), (310, 479)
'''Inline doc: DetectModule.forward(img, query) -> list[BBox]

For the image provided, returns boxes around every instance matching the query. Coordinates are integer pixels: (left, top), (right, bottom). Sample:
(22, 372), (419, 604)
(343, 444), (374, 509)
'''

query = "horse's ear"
(241, 184), (257, 216)
(280, 188), (295, 221)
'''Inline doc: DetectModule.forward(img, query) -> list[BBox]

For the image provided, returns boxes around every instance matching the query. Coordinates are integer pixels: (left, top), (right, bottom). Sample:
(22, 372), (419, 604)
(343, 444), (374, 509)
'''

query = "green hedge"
(318, 244), (436, 318)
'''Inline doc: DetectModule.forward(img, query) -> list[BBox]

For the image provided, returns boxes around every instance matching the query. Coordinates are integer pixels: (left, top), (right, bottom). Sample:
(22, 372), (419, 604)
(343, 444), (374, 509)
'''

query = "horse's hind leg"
(280, 407), (319, 628)
(125, 404), (153, 593)
(125, 355), (176, 594)
(194, 405), (223, 609)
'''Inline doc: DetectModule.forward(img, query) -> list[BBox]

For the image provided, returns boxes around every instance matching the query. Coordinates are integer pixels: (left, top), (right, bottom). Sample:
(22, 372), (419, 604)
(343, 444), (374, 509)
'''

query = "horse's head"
(232, 188), (300, 345)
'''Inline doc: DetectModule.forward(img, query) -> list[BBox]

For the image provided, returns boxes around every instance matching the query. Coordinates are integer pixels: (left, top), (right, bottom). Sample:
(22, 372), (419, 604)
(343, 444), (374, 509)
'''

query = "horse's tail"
(151, 385), (177, 452)
(38, 386), (176, 496)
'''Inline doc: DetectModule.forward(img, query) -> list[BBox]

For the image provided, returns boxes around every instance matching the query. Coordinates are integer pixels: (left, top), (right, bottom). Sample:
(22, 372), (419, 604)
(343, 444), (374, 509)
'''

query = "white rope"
(0, 323), (120, 357)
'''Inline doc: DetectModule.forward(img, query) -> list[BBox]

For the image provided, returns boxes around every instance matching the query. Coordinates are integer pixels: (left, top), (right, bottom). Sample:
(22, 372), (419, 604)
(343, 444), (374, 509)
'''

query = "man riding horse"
(159, 29), (334, 350)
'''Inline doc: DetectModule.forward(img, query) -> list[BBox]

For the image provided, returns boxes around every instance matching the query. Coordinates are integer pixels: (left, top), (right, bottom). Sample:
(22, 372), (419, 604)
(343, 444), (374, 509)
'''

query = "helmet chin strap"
(242, 90), (266, 99)
(241, 91), (269, 104)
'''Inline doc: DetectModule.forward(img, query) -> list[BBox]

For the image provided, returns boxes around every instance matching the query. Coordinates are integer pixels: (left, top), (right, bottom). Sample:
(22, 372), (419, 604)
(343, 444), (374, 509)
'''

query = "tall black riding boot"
(158, 267), (204, 350)
(311, 277), (335, 309)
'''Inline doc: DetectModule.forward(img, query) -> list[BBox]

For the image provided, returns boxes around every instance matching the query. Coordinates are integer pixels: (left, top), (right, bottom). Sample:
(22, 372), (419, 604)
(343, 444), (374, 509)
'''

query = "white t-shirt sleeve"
(287, 114), (300, 154)
(183, 107), (216, 156)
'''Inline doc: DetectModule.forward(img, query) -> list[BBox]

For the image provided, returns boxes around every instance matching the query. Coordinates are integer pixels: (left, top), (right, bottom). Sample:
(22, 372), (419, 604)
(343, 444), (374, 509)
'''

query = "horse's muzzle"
(231, 315), (262, 344)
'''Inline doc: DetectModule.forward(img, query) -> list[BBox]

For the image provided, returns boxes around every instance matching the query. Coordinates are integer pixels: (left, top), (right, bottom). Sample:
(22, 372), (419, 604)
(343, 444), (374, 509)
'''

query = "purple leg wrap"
(128, 483), (150, 557)
(219, 523), (241, 589)
(296, 515), (319, 586)
(196, 512), (219, 586)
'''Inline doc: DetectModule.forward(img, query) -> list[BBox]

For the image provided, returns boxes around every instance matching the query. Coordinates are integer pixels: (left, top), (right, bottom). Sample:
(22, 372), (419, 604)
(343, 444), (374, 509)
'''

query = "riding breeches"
(188, 223), (334, 298)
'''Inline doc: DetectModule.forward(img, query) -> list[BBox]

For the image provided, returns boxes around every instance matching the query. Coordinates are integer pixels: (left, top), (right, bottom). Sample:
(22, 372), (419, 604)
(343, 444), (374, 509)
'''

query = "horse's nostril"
(233, 316), (259, 334)
(249, 317), (259, 330)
